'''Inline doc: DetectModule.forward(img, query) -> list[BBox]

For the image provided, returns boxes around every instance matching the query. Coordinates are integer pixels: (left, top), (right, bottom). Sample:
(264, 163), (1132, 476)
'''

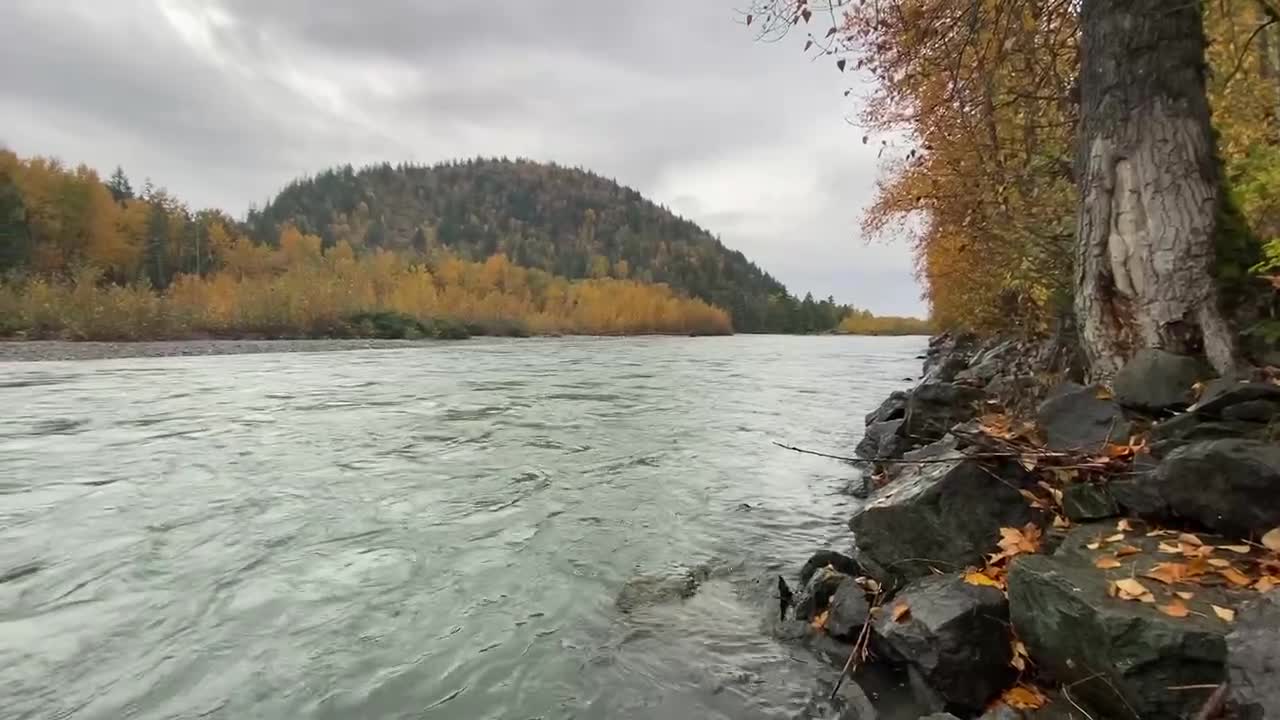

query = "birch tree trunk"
(1076, 0), (1238, 378)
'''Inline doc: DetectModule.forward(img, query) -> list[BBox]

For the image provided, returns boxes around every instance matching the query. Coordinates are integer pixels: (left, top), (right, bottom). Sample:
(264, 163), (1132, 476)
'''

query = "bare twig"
(830, 589), (881, 700)
(1192, 683), (1228, 720)
(773, 441), (1026, 464)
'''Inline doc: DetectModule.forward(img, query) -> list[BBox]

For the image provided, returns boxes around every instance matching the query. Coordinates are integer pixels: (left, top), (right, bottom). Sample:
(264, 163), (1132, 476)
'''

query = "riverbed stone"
(873, 573), (1013, 713)
(1227, 592), (1280, 720)
(1060, 482), (1119, 522)
(1148, 439), (1280, 536)
(1036, 382), (1132, 452)
(794, 566), (851, 623)
(849, 448), (1035, 586)
(1113, 349), (1207, 412)
(1191, 378), (1280, 417)
(857, 419), (907, 460)
(1008, 523), (1254, 720)
(867, 391), (911, 426)
(826, 579), (871, 640)
(900, 383), (987, 444)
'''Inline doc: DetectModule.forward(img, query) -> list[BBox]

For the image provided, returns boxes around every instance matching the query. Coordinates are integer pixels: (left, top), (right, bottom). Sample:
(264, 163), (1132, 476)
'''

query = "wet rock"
(873, 573), (1013, 713)
(800, 550), (863, 586)
(1060, 483), (1119, 522)
(867, 391), (911, 426)
(1149, 439), (1280, 536)
(1146, 411), (1265, 458)
(1008, 523), (1252, 720)
(827, 580), (871, 640)
(857, 419), (907, 460)
(832, 680), (879, 720)
(850, 447), (1035, 586)
(1036, 383), (1132, 452)
(900, 383), (987, 445)
(1227, 592), (1280, 720)
(1191, 378), (1280, 417)
(918, 715), (961, 720)
(794, 566), (852, 623)
(1112, 349), (1207, 413)
(1108, 475), (1168, 518)
(616, 565), (713, 612)
(1222, 398), (1280, 423)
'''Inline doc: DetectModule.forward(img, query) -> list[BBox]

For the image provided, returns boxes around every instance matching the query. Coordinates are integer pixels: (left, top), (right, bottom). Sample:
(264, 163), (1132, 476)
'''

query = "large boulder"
(1148, 439), (1280, 536)
(900, 383), (986, 445)
(1112, 349), (1207, 413)
(874, 573), (1013, 713)
(1008, 524), (1255, 720)
(1227, 592), (1280, 720)
(857, 419), (908, 460)
(849, 447), (1036, 586)
(867, 391), (911, 426)
(826, 579), (871, 641)
(1191, 378), (1280, 417)
(1036, 383), (1133, 452)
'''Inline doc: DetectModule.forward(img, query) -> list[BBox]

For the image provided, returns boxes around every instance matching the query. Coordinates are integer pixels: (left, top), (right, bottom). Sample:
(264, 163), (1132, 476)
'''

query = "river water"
(0, 335), (926, 720)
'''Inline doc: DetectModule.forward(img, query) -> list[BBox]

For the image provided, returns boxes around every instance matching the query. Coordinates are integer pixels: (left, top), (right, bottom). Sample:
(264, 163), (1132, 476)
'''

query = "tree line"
(0, 149), (926, 339)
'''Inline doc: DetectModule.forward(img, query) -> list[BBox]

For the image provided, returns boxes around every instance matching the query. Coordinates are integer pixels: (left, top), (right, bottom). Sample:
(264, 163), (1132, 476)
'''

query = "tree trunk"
(1075, 0), (1238, 378)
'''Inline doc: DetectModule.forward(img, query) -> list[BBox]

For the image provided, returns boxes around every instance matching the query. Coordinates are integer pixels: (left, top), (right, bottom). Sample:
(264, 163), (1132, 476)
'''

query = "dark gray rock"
(832, 680), (879, 720)
(857, 419), (907, 460)
(900, 383), (987, 445)
(918, 715), (962, 720)
(850, 452), (1035, 586)
(1227, 592), (1280, 720)
(794, 566), (851, 623)
(1150, 439), (1280, 536)
(800, 550), (863, 586)
(1191, 379), (1280, 417)
(1113, 349), (1207, 412)
(1221, 398), (1280, 423)
(1107, 476), (1168, 517)
(867, 391), (911, 426)
(826, 579), (871, 640)
(1060, 482), (1119, 522)
(1036, 383), (1133, 452)
(1147, 412), (1266, 459)
(873, 573), (1013, 712)
(1008, 523), (1254, 720)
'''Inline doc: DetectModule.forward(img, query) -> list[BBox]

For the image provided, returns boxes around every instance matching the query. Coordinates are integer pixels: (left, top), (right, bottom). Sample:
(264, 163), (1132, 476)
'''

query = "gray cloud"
(1, 0), (925, 315)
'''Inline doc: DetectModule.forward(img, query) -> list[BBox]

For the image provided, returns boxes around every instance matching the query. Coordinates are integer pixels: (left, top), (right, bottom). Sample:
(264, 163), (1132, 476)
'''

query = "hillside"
(247, 158), (788, 331)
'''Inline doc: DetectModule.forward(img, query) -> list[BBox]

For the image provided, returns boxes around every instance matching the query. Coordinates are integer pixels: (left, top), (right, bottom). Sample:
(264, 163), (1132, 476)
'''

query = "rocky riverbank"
(777, 334), (1280, 719)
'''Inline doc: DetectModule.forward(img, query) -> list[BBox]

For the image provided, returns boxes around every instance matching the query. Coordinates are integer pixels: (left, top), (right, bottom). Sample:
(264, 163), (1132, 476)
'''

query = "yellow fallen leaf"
(1179, 533), (1204, 547)
(1002, 684), (1049, 710)
(1175, 591), (1195, 600)
(1117, 519), (1134, 532)
(964, 571), (1002, 588)
(1053, 514), (1071, 529)
(1086, 538), (1103, 550)
(1263, 528), (1280, 553)
(811, 610), (829, 630)
(1115, 578), (1151, 599)
(1144, 562), (1187, 585)
(1138, 592), (1157, 603)
(1158, 542), (1183, 554)
(1115, 545), (1142, 557)
(1256, 576), (1277, 593)
(1158, 599), (1191, 618)
(1094, 555), (1123, 570)
(1220, 545), (1252, 555)
(1221, 567), (1253, 587)
(1095, 386), (1114, 401)
(1212, 605), (1236, 623)
(1208, 558), (1232, 568)
(891, 602), (911, 623)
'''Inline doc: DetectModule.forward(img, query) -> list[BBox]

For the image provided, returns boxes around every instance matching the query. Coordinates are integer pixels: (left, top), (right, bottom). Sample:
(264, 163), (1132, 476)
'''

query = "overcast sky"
(1, 0), (925, 315)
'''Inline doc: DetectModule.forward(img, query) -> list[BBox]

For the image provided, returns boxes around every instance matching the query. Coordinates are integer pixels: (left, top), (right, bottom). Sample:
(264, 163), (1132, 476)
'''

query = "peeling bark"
(1076, 0), (1238, 379)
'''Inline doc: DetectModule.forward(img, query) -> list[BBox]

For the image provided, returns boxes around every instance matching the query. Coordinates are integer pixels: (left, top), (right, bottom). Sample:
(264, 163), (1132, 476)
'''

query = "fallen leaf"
(1179, 533), (1204, 547)
(1220, 545), (1252, 555)
(1115, 545), (1142, 557)
(1175, 591), (1196, 600)
(1138, 592), (1157, 603)
(1104, 533), (1126, 543)
(1158, 599), (1191, 618)
(1117, 519), (1134, 532)
(891, 602), (911, 623)
(1037, 481), (1063, 505)
(1001, 684), (1049, 711)
(965, 571), (1002, 588)
(1094, 555), (1123, 569)
(1144, 563), (1187, 585)
(1106, 580), (1118, 598)
(1255, 576), (1276, 593)
(1010, 639), (1030, 672)
(1158, 541), (1183, 554)
(1095, 386), (1114, 401)
(1212, 605), (1236, 623)
(1087, 538), (1103, 551)
(1220, 567), (1253, 587)
(1263, 528), (1280, 553)
(1019, 489), (1047, 510)
(1207, 558), (1233, 568)
(811, 610), (829, 630)
(1115, 578), (1151, 600)
(1053, 514), (1071, 529)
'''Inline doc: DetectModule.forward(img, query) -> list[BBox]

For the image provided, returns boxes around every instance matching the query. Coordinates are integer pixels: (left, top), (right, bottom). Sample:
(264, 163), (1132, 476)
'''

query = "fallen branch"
(830, 589), (881, 700)
(1191, 683), (1228, 720)
(772, 441), (1029, 465)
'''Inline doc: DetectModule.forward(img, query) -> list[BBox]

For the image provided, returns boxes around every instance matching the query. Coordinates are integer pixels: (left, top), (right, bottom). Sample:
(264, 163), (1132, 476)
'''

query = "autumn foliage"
(748, 0), (1279, 335)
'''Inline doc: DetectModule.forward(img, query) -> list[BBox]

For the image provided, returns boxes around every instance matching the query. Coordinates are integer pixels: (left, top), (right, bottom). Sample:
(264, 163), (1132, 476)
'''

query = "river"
(0, 335), (926, 720)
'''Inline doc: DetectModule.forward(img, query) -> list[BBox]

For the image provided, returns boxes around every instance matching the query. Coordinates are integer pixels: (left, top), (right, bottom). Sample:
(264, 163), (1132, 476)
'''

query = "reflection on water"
(0, 335), (925, 720)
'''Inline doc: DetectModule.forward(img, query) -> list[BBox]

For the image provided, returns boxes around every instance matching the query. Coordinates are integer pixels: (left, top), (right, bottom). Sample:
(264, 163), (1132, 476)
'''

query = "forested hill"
(247, 158), (788, 330)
